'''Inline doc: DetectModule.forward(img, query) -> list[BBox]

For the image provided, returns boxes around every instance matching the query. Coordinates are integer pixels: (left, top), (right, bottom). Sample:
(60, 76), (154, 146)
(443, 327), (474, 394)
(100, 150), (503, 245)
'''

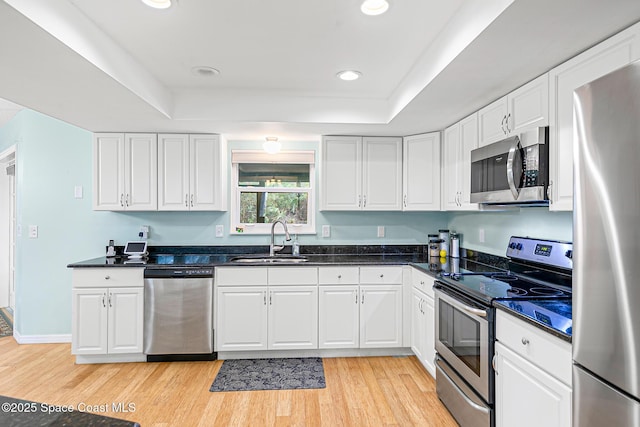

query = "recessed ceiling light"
(141, 0), (172, 9)
(337, 70), (362, 81)
(361, 0), (389, 16)
(263, 137), (281, 154)
(191, 66), (220, 77)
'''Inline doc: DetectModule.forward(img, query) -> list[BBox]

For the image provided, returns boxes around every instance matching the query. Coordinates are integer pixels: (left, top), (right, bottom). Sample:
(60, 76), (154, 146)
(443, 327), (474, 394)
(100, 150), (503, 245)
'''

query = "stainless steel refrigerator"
(574, 58), (640, 426)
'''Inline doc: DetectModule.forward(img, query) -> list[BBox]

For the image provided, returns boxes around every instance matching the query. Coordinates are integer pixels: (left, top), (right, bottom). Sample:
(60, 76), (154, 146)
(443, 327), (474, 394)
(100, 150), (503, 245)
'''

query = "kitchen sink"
(229, 255), (308, 264)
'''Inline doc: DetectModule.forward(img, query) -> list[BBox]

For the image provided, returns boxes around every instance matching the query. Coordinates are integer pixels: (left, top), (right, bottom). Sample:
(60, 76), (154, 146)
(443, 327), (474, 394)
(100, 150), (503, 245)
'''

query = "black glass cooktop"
(437, 272), (570, 304)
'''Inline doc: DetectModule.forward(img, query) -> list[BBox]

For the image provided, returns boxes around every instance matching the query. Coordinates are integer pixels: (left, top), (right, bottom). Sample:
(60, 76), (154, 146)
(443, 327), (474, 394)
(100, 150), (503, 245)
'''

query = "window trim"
(230, 150), (316, 235)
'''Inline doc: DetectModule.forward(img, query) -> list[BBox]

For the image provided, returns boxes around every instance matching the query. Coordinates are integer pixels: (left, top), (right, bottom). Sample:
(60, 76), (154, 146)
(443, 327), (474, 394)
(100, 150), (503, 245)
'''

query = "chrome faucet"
(270, 220), (291, 256)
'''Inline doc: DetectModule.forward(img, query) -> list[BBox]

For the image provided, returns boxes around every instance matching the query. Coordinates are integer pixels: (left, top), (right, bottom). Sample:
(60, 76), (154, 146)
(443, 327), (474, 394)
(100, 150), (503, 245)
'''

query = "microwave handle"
(506, 137), (522, 200)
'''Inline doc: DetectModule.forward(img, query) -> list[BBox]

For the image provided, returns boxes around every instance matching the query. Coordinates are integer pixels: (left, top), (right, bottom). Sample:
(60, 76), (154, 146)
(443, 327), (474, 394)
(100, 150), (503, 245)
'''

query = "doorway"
(0, 146), (16, 312)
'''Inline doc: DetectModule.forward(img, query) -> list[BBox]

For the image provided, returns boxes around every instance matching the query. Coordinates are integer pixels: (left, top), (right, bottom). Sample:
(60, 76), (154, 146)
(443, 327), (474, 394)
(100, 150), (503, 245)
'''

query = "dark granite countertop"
(494, 299), (572, 343)
(0, 395), (139, 427)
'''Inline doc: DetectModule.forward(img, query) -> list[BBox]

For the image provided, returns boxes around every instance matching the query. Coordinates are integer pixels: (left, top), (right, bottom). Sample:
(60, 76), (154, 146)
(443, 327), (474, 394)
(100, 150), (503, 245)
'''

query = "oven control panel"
(506, 236), (573, 270)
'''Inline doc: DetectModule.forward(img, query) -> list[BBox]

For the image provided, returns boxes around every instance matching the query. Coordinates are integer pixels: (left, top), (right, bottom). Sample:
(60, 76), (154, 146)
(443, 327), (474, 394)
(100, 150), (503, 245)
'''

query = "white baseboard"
(218, 347), (414, 360)
(13, 331), (72, 344)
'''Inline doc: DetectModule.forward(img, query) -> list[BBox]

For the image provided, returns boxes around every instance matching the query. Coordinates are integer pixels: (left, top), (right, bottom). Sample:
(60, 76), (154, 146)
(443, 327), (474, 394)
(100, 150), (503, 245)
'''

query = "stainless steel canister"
(450, 233), (460, 258)
(439, 229), (450, 256)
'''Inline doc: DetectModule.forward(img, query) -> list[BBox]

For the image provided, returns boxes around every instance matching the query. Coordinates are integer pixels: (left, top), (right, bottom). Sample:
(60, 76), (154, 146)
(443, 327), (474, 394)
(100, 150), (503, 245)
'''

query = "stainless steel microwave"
(470, 127), (549, 205)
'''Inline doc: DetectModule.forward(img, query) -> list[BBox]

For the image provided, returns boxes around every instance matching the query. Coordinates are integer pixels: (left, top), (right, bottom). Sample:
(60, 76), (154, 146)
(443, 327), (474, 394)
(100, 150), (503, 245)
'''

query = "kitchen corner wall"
(448, 208), (573, 256)
(0, 110), (448, 337)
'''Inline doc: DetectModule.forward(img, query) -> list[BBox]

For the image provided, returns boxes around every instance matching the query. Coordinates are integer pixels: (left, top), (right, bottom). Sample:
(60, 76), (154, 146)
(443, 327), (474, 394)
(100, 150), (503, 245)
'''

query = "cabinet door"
(216, 286), (268, 351)
(359, 285), (403, 348)
(72, 288), (108, 355)
(548, 25), (640, 211)
(108, 287), (144, 354)
(495, 342), (572, 427)
(189, 134), (225, 211)
(319, 285), (359, 349)
(320, 136), (362, 210)
(478, 96), (508, 147)
(268, 286), (318, 350)
(458, 113), (479, 210)
(411, 291), (426, 362)
(423, 296), (436, 377)
(124, 133), (157, 211)
(362, 137), (403, 211)
(158, 134), (190, 211)
(508, 74), (549, 134)
(93, 133), (124, 210)
(402, 132), (441, 211)
(442, 123), (461, 210)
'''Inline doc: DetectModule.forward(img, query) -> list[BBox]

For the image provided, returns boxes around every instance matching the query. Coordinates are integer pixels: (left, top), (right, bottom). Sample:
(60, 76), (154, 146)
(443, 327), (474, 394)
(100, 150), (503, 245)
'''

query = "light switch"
(74, 185), (83, 199)
(322, 225), (331, 238)
(215, 225), (224, 238)
(377, 226), (385, 238)
(29, 225), (38, 239)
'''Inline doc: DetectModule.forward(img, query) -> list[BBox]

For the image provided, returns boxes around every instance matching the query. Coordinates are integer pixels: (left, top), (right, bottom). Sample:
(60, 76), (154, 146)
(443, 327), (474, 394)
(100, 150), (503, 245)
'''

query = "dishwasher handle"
(144, 268), (213, 279)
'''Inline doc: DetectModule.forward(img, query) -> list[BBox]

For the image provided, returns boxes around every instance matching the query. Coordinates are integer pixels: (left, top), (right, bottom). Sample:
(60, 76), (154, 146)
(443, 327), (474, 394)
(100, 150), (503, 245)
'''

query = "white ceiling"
(1, 0), (640, 142)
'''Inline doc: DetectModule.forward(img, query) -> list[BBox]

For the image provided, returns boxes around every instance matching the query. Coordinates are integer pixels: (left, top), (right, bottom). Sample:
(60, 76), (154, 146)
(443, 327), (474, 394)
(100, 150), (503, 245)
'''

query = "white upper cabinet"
(93, 133), (157, 211)
(548, 22), (640, 211)
(402, 132), (441, 211)
(320, 136), (402, 211)
(478, 74), (549, 147)
(443, 113), (478, 211)
(158, 134), (227, 211)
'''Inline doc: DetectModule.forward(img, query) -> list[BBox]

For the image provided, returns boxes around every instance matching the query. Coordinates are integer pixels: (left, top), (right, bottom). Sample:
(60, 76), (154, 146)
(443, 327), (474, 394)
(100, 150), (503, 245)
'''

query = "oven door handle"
(458, 302), (487, 318)
(506, 137), (522, 200)
(435, 285), (488, 318)
(436, 357), (490, 415)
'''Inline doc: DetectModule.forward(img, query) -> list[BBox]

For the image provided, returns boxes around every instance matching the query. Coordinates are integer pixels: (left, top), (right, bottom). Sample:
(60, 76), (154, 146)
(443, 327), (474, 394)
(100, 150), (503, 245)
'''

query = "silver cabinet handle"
(125, 194), (130, 207)
(437, 359), (491, 414)
(190, 194), (194, 207)
(363, 195), (367, 207)
(492, 354), (497, 373)
(108, 293), (112, 308)
(361, 292), (365, 304)
(355, 290), (358, 304)
(358, 195), (362, 208)
(501, 115), (507, 134)
(185, 194), (189, 207)
(120, 194), (124, 207)
(547, 181), (553, 202)
(419, 299), (424, 314)
(102, 294), (106, 308)
(506, 113), (512, 133)
(521, 337), (530, 346)
(263, 291), (267, 305)
(403, 194), (407, 207)
(269, 292), (272, 306)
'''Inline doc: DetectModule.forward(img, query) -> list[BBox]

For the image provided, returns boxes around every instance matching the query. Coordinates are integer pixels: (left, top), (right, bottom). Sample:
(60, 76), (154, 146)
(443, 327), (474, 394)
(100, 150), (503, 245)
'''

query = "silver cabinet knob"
(338, 275), (342, 279)
(380, 274), (384, 278)
(105, 276), (110, 280)
(521, 338), (530, 346)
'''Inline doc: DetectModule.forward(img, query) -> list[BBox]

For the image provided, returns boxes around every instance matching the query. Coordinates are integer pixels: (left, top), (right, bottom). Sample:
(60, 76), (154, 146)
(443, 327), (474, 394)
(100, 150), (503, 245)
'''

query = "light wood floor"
(0, 337), (458, 426)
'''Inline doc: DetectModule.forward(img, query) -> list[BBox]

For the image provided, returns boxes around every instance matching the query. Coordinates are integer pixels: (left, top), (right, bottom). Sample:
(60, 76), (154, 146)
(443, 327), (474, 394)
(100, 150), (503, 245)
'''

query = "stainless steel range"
(434, 236), (573, 427)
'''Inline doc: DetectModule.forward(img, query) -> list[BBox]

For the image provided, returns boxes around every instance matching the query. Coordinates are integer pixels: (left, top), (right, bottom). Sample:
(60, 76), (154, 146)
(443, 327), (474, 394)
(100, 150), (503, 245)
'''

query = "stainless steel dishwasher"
(143, 267), (216, 361)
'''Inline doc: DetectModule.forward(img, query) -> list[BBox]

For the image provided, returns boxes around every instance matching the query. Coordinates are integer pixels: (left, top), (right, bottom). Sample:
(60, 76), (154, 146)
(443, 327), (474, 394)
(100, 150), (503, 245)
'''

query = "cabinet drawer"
(359, 266), (403, 284)
(318, 267), (359, 285)
(412, 268), (435, 298)
(72, 268), (144, 288)
(268, 267), (317, 285)
(496, 310), (572, 385)
(216, 267), (267, 286)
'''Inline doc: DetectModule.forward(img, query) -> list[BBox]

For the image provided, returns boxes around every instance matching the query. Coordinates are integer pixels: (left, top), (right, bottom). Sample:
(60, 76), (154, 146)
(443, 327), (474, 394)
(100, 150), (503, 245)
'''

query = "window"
(231, 150), (315, 234)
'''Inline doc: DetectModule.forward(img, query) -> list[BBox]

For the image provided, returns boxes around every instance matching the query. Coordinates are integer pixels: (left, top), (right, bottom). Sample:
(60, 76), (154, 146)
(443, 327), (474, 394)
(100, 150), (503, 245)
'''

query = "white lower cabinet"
(216, 267), (318, 352)
(318, 266), (403, 349)
(495, 310), (572, 427)
(410, 268), (435, 377)
(71, 268), (144, 361)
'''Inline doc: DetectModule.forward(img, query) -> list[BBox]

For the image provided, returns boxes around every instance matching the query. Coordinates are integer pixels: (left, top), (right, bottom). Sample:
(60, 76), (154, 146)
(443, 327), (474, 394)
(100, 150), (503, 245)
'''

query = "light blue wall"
(0, 110), (448, 336)
(448, 208), (573, 256)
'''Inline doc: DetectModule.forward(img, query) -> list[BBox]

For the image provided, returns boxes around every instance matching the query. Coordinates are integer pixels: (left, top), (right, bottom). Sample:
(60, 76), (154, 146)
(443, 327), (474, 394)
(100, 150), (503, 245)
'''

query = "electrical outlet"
(29, 225), (38, 239)
(139, 225), (149, 240)
(215, 225), (224, 238)
(479, 228), (485, 243)
(322, 225), (331, 238)
(377, 226), (385, 238)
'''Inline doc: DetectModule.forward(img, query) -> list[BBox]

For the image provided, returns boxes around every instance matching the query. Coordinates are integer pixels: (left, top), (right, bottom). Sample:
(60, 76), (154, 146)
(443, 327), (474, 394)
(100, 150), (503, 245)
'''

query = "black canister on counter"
(428, 234), (443, 257)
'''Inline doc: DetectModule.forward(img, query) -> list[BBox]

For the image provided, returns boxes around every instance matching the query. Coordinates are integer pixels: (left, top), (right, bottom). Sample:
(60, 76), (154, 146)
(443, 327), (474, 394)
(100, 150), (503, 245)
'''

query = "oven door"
(435, 286), (491, 403)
